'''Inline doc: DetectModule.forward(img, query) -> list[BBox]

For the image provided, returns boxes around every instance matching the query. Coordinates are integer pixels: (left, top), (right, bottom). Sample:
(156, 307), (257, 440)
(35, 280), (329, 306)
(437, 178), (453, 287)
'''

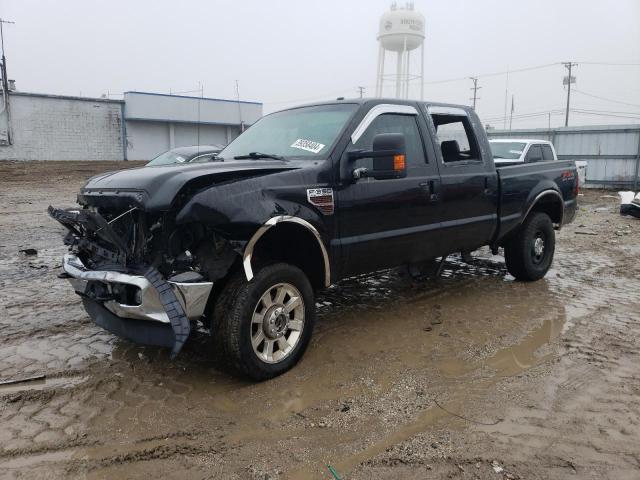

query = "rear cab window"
(525, 144), (543, 163)
(541, 144), (555, 161)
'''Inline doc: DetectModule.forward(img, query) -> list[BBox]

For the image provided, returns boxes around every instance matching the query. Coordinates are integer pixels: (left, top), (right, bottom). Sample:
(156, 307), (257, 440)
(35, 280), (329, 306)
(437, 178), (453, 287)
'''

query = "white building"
(123, 92), (262, 160)
(0, 90), (262, 161)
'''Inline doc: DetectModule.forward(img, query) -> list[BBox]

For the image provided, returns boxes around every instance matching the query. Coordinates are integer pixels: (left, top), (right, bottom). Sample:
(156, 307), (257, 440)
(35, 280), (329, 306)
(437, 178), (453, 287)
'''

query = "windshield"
(219, 104), (357, 160)
(489, 141), (527, 160)
(147, 150), (191, 166)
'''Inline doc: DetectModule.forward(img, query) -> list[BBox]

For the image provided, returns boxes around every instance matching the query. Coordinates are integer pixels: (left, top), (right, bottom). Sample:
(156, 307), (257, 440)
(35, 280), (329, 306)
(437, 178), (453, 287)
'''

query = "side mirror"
(348, 133), (407, 180)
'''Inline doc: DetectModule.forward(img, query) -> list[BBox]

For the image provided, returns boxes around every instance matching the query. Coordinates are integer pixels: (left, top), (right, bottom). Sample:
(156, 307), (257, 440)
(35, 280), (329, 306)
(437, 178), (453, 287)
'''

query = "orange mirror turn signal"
(393, 154), (406, 171)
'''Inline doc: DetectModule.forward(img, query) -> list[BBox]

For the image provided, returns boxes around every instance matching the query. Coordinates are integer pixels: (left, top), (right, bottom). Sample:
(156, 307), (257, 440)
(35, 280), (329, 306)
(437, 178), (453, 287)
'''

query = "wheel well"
(251, 223), (326, 290)
(528, 193), (563, 226)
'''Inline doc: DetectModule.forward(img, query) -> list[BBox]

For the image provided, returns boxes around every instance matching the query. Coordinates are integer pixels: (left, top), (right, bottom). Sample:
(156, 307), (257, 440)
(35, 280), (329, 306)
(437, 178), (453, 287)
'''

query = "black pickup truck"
(50, 99), (578, 380)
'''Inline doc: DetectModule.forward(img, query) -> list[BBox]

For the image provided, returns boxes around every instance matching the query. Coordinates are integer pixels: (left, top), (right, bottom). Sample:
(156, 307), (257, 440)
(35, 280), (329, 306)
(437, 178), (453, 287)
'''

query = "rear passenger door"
(425, 105), (497, 253)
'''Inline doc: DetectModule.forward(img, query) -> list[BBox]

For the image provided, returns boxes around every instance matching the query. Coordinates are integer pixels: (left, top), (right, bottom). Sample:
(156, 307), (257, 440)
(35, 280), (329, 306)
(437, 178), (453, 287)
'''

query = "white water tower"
(375, 2), (426, 99)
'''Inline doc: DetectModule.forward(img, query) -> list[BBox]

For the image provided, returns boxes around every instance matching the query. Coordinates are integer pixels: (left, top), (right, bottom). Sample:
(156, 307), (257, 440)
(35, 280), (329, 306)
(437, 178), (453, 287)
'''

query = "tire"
(212, 263), (315, 380)
(504, 212), (555, 281)
(406, 258), (441, 280)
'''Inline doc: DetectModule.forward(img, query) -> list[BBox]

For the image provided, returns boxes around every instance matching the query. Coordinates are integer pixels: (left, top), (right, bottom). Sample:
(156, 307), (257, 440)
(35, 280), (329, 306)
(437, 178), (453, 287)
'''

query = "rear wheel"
(504, 212), (555, 281)
(406, 258), (441, 280)
(213, 263), (315, 380)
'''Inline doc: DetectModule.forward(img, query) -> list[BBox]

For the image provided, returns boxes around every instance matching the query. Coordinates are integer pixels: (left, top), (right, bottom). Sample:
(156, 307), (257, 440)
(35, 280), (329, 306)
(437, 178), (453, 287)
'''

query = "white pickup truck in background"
(489, 139), (558, 164)
(490, 138), (587, 186)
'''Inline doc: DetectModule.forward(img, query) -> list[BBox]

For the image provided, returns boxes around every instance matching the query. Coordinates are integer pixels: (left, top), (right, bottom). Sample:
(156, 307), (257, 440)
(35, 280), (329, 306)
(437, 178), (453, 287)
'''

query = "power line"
(482, 107), (640, 125)
(264, 63), (562, 105)
(482, 109), (565, 123)
(570, 108), (640, 119)
(356, 86), (365, 98)
(572, 89), (640, 108)
(262, 60), (640, 111)
(576, 61), (640, 66)
(423, 62), (560, 86)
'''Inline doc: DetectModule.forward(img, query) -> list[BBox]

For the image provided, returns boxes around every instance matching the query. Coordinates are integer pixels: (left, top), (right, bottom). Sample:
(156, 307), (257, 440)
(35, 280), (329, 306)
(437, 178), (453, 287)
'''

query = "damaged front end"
(48, 205), (233, 357)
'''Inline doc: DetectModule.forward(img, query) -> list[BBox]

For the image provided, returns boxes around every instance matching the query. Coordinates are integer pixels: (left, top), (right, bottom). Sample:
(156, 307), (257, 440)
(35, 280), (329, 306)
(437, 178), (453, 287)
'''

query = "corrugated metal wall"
(487, 124), (640, 188)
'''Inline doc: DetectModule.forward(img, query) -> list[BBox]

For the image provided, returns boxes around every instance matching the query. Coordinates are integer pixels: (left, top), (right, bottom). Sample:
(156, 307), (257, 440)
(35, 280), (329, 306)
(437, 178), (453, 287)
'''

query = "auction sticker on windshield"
(291, 139), (325, 154)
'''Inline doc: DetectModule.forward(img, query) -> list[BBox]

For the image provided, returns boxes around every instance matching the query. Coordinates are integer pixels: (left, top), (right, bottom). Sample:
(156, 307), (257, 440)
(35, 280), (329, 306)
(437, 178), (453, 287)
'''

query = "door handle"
(483, 176), (492, 196)
(420, 180), (439, 202)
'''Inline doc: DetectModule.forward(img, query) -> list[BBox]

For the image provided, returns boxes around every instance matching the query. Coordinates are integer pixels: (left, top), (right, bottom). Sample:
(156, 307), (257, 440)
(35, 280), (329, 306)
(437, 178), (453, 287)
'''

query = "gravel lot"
(1, 161), (639, 480)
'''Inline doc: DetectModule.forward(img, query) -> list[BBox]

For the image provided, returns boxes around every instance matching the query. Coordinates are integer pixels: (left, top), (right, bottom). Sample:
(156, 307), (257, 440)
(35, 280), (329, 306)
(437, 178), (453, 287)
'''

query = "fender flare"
(242, 216), (331, 287)
(523, 189), (564, 228)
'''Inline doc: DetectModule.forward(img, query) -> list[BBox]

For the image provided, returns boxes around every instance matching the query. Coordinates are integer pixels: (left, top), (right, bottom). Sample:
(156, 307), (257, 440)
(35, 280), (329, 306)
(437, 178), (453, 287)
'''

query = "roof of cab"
(489, 138), (553, 145)
(277, 97), (474, 112)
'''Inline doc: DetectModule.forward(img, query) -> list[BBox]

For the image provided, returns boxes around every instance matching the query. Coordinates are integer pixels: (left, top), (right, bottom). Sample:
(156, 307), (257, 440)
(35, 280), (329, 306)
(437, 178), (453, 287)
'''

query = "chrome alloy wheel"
(532, 234), (545, 264)
(251, 283), (305, 364)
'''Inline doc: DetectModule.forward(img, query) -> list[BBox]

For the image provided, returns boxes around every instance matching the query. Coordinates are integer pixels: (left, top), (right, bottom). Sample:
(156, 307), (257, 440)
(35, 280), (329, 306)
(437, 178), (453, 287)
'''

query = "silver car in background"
(146, 145), (224, 166)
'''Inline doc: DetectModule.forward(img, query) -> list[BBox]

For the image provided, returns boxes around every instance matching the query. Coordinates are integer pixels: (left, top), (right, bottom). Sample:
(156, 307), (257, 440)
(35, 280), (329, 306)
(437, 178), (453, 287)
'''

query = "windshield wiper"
(234, 152), (285, 161)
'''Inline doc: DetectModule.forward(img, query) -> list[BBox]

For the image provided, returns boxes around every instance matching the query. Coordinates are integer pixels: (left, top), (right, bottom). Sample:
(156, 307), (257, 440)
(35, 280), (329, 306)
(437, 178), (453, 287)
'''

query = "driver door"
(335, 107), (442, 276)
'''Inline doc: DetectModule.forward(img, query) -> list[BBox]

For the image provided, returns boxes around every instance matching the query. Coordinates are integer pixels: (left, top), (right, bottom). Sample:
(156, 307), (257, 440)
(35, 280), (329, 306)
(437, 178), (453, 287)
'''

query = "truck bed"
(494, 160), (578, 244)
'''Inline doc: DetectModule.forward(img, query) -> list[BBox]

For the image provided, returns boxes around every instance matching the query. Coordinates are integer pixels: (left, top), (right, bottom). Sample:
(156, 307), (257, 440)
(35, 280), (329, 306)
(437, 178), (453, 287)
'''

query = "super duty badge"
(307, 188), (334, 215)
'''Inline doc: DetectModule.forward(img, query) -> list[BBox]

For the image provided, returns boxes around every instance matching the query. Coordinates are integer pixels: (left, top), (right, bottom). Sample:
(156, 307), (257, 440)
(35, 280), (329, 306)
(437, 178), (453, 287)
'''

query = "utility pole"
(469, 77), (481, 110)
(235, 80), (244, 133)
(562, 62), (578, 127)
(196, 81), (202, 150)
(0, 18), (15, 145)
(357, 86), (365, 98)
(0, 18), (14, 91)
(509, 95), (514, 130)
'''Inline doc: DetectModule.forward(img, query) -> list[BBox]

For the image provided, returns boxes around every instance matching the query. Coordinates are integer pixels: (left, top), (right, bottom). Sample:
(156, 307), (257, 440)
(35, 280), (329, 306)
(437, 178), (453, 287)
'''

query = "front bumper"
(62, 254), (213, 357)
(63, 253), (213, 324)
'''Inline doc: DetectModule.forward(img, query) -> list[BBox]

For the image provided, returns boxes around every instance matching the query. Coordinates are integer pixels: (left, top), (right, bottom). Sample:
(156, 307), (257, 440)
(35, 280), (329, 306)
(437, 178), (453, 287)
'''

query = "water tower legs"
(395, 50), (403, 98)
(420, 43), (424, 101)
(405, 50), (411, 98)
(375, 45), (386, 97)
(376, 34), (425, 99)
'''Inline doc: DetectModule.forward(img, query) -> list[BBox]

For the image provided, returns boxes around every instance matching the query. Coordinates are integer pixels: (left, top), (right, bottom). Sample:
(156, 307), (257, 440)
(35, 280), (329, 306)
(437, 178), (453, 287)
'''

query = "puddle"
(76, 265), (568, 473)
(486, 318), (563, 376)
(287, 308), (566, 479)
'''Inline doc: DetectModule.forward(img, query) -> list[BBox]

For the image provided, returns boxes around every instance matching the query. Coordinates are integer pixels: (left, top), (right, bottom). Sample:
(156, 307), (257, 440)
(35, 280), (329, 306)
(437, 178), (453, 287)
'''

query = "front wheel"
(504, 212), (555, 281)
(213, 263), (315, 380)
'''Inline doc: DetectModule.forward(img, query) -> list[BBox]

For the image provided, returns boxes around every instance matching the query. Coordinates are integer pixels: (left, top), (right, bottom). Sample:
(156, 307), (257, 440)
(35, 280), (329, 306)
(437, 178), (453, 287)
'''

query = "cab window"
(430, 114), (480, 163)
(349, 113), (426, 171)
(525, 145), (543, 163)
(541, 144), (555, 161)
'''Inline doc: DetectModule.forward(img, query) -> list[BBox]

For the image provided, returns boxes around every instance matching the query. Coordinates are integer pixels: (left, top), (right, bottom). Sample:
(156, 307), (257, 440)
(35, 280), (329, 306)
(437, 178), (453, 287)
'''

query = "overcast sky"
(2, 0), (639, 128)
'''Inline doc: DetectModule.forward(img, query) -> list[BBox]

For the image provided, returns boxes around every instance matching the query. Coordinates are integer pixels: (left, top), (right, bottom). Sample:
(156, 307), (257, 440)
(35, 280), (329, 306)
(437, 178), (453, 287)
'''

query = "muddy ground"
(1, 161), (639, 480)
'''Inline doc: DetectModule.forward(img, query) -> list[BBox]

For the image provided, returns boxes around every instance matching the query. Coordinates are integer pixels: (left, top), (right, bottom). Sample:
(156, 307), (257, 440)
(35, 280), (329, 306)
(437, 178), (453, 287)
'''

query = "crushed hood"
(78, 160), (299, 211)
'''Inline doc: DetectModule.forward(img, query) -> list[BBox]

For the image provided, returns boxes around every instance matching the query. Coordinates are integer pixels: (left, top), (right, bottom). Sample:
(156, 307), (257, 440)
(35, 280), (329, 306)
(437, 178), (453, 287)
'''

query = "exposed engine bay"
(48, 203), (238, 357)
